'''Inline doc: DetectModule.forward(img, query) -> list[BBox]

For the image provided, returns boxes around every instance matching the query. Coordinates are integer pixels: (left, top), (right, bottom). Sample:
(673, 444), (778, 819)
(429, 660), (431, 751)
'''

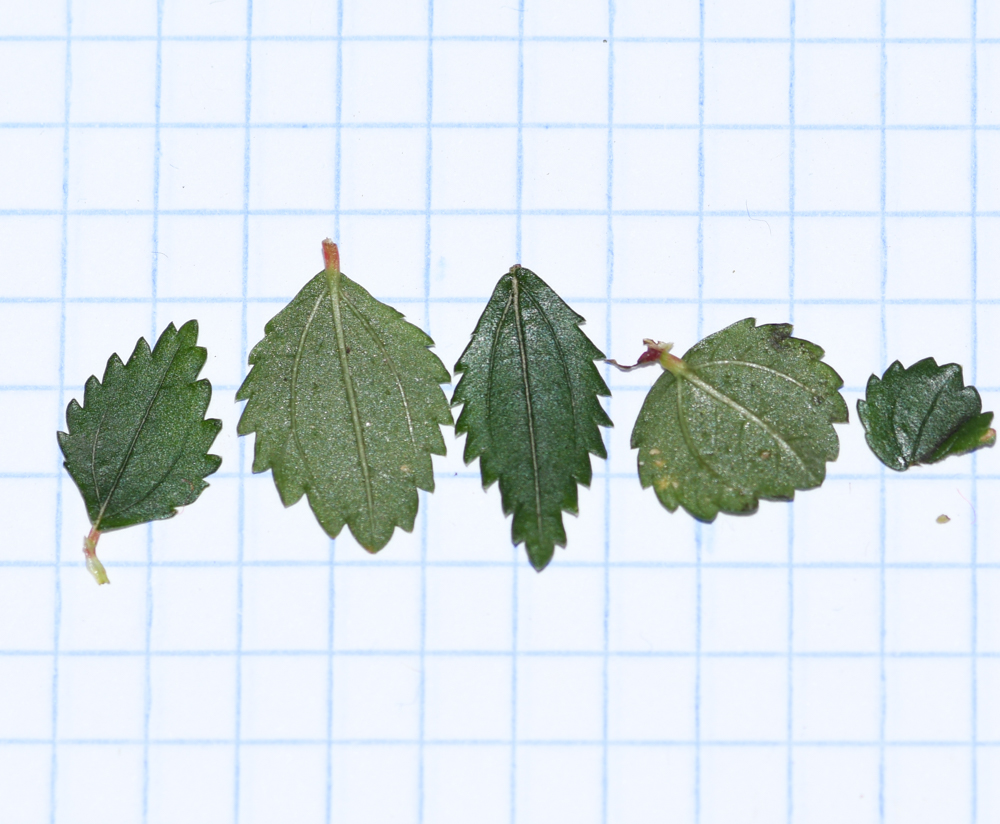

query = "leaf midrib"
(510, 275), (544, 541)
(93, 334), (183, 530)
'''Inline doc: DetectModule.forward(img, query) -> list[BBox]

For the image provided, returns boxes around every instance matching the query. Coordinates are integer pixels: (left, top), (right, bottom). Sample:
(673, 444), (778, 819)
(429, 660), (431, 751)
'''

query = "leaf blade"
(452, 266), (612, 570)
(237, 244), (453, 552)
(631, 318), (847, 522)
(857, 357), (996, 470)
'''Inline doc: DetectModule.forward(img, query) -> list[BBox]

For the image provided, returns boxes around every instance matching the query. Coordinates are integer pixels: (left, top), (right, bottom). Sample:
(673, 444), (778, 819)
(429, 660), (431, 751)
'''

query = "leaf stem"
(83, 526), (109, 585)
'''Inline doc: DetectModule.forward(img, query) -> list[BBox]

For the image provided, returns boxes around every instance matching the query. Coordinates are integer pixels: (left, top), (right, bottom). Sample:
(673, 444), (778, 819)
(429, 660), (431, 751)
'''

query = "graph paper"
(1, 0), (998, 821)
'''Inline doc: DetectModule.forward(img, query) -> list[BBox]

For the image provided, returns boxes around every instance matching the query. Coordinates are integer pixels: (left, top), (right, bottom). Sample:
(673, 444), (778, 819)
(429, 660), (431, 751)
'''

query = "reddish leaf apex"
(322, 238), (340, 273)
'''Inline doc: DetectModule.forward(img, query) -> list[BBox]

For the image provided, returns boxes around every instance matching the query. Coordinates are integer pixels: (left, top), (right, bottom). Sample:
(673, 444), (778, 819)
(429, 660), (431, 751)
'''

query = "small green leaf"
(58, 320), (222, 584)
(237, 240), (453, 552)
(452, 265), (612, 571)
(622, 318), (848, 522)
(857, 357), (996, 471)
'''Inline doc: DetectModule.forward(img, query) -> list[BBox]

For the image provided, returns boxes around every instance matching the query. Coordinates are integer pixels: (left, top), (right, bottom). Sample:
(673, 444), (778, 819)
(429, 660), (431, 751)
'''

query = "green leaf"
(58, 320), (222, 584)
(857, 357), (996, 471)
(237, 240), (453, 552)
(452, 265), (612, 571)
(624, 318), (848, 522)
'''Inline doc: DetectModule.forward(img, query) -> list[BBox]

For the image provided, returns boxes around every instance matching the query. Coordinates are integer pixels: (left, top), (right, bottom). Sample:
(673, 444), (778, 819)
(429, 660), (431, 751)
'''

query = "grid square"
(423, 656), (511, 740)
(517, 568), (605, 651)
(339, 129), (427, 210)
(516, 656), (603, 740)
(432, 42), (518, 123)
(342, 0), (427, 36)
(341, 42), (425, 124)
(241, 474), (334, 562)
(613, 130), (699, 211)
(66, 215), (152, 298)
(979, 751), (1000, 824)
(164, 301), (244, 385)
(606, 473), (699, 564)
(148, 656), (235, 740)
(240, 745), (328, 824)
(523, 42), (608, 124)
(701, 659), (787, 741)
(241, 655), (328, 740)
(607, 657), (696, 740)
(702, 216), (790, 300)
(150, 568), (238, 651)
(249, 129), (336, 210)
(333, 566), (420, 650)
(428, 215), (517, 298)
(516, 747), (603, 824)
(701, 747), (786, 823)
(793, 658), (881, 741)
(425, 567), (513, 650)
(607, 748), (696, 824)
(0, 43), (65, 123)
(608, 569), (697, 651)
(886, 0), (970, 38)
(57, 563), (146, 650)
(795, 131), (881, 212)
(980, 45), (1000, 126)
(979, 308), (1000, 393)
(160, 42), (246, 124)
(332, 656), (421, 739)
(794, 569), (881, 652)
(885, 477), (974, 563)
(157, 215), (244, 299)
(0, 745), (49, 824)
(704, 44), (789, 125)
(147, 748), (234, 824)
(886, 217), (971, 299)
(884, 748), (971, 821)
(519, 215), (609, 299)
(524, 0), (607, 36)
(0, 129), (64, 210)
(613, 43), (700, 125)
(0, 216), (62, 297)
(792, 304), (884, 394)
(251, 0), (337, 36)
(331, 745), (419, 824)
(976, 570), (1000, 653)
(73, 0), (156, 35)
(423, 747), (509, 824)
(885, 659), (971, 741)
(159, 129), (245, 211)
(423, 474), (519, 561)
(702, 568), (788, 652)
(795, 0), (882, 38)
(0, 0), (64, 35)
(68, 129), (155, 210)
(885, 131), (971, 212)
(162, 0), (247, 36)
(885, 569), (971, 653)
(613, 0), (700, 38)
(795, 44), (881, 126)
(58, 656), (145, 739)
(0, 568), (55, 649)
(432, 0), (519, 36)
(431, 128), (517, 210)
(793, 748), (880, 824)
(0, 479), (57, 563)
(0, 304), (59, 385)
(978, 659), (1000, 740)
(703, 130), (789, 211)
(56, 745), (144, 824)
(886, 305), (973, 377)
(246, 214), (341, 298)
(699, 489), (790, 563)
(0, 656), (52, 738)
(886, 45), (971, 125)
(705, 0), (789, 37)
(241, 566), (329, 651)
(330, 216), (429, 298)
(521, 128), (607, 211)
(978, 130), (1000, 212)
(71, 42), (156, 124)
(0, 390), (60, 473)
(610, 216), (699, 299)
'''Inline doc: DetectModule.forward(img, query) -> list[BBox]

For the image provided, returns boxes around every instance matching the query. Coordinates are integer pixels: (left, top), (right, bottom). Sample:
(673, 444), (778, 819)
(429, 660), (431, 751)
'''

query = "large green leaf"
(858, 357), (995, 470)
(624, 318), (848, 522)
(237, 240), (453, 552)
(58, 320), (222, 584)
(452, 265), (612, 571)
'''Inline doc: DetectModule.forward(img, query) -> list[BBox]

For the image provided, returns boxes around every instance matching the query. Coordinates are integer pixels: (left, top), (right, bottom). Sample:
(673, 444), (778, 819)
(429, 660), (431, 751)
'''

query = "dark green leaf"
(625, 318), (848, 522)
(58, 320), (222, 584)
(452, 265), (612, 571)
(857, 357), (996, 470)
(237, 240), (453, 552)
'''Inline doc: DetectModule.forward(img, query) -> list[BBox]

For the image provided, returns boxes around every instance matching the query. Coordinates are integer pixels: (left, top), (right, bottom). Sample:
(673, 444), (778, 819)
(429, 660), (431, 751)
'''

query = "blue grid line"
(969, 2), (979, 819)
(785, 1), (796, 819)
(877, 3), (888, 820)
(47, 0), (72, 819)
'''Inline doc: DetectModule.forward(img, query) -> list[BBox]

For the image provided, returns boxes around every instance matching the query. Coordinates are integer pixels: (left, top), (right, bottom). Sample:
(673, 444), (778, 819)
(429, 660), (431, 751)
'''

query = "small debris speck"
(936, 514), (951, 524)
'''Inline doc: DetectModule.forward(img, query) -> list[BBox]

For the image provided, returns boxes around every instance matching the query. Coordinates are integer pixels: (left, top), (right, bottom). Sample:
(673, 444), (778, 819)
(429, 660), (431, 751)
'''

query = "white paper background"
(1, 0), (999, 822)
